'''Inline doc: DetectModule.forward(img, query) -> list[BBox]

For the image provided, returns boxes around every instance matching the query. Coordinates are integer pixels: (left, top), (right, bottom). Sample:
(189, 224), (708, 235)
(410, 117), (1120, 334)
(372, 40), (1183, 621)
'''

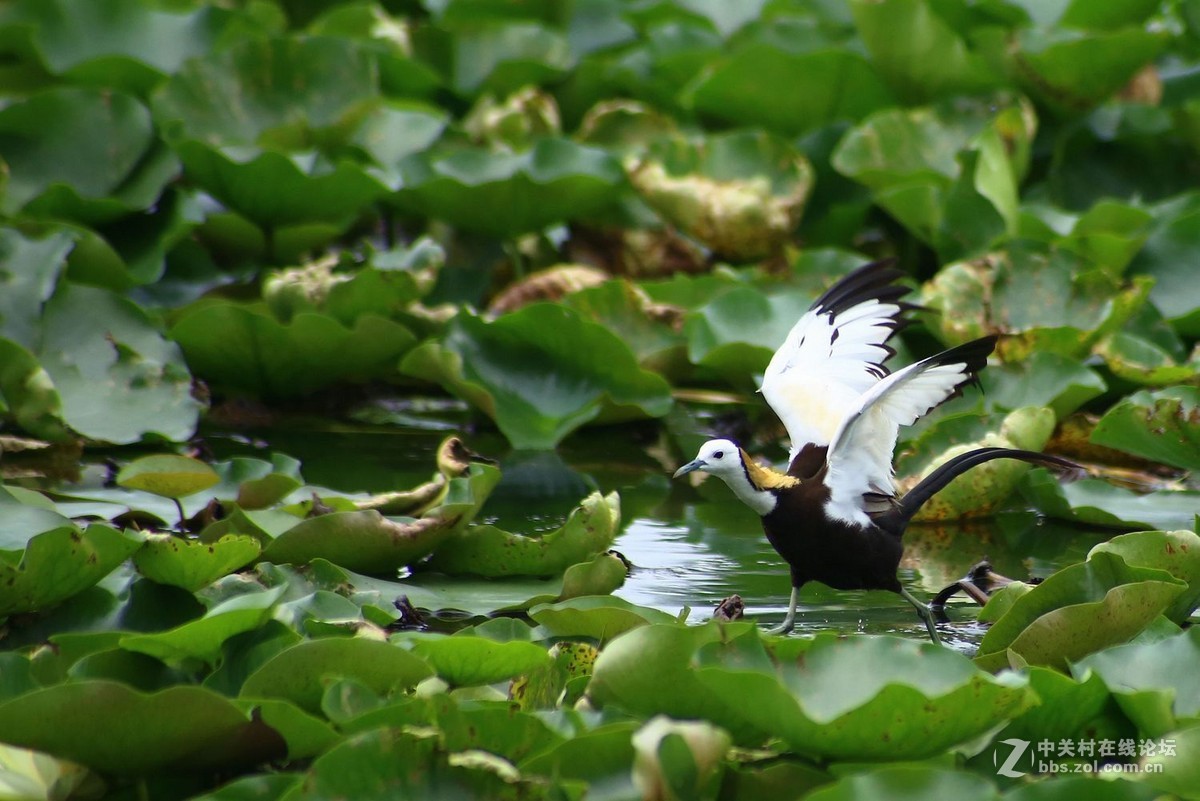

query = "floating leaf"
(1075, 628), (1200, 737)
(687, 43), (893, 136)
(630, 131), (814, 261)
(591, 625), (1033, 759)
(1090, 387), (1200, 471)
(407, 636), (551, 686)
(1089, 530), (1200, 623)
(0, 87), (176, 223)
(259, 463), (499, 572)
(425, 491), (620, 577)
(401, 307), (671, 449)
(117, 454), (220, 500)
(975, 551), (1185, 671)
(0, 524), (144, 617)
(133, 534), (261, 591)
(119, 587), (284, 666)
(529, 595), (678, 640)
(0, 682), (286, 775)
(240, 638), (433, 714)
(393, 138), (624, 237)
(170, 303), (416, 400)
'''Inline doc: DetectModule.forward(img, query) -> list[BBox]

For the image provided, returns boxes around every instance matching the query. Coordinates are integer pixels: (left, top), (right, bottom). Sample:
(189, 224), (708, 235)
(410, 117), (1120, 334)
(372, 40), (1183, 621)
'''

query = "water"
(204, 424), (1117, 651)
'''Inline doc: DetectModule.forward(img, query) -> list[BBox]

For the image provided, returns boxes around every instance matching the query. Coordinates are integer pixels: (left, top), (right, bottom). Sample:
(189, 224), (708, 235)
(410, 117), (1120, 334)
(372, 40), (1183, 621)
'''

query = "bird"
(672, 259), (1078, 643)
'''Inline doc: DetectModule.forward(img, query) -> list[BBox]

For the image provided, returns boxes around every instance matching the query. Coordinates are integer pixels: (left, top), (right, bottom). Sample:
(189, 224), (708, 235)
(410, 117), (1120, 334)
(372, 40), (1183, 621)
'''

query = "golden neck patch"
(740, 450), (800, 491)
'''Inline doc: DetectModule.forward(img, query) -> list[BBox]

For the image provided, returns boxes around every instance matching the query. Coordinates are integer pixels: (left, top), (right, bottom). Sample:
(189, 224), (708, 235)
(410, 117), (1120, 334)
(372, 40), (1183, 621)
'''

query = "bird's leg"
(900, 587), (941, 645)
(765, 587), (799, 635)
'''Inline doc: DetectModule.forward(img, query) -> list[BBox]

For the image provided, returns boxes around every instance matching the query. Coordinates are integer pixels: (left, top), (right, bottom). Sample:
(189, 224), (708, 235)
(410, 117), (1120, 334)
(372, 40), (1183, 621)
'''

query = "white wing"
(822, 337), (997, 527)
(760, 260), (911, 461)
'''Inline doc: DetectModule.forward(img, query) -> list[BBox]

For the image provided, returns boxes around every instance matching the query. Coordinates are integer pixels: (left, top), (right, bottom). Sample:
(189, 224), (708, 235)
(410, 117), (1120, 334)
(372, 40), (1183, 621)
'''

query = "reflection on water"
(204, 424), (1119, 651)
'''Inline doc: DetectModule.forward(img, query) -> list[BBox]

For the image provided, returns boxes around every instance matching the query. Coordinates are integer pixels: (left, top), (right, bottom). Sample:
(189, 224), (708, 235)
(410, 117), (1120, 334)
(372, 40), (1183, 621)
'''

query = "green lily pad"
(117, 454), (220, 500)
(296, 551), (628, 619)
(1133, 721), (1200, 798)
(0, 524), (144, 616)
(529, 595), (678, 640)
(833, 95), (1032, 260)
(1090, 387), (1200, 471)
(1096, 332), (1200, 386)
(0, 87), (176, 223)
(133, 534), (261, 591)
(805, 765), (998, 801)
(0, 681), (287, 775)
(450, 22), (573, 95)
(687, 42), (893, 136)
(630, 130), (815, 261)
(1129, 198), (1200, 337)
(401, 307), (671, 449)
(38, 282), (200, 445)
(591, 624), (1033, 759)
(1089, 530), (1200, 623)
(240, 638), (433, 714)
(921, 247), (1152, 361)
(172, 145), (392, 230)
(119, 587), (284, 666)
(1006, 27), (1165, 113)
(0, 0), (253, 94)
(899, 406), (1057, 522)
(1021, 471), (1200, 531)
(407, 636), (551, 686)
(980, 353), (1107, 420)
(186, 774), (302, 801)
(259, 463), (500, 573)
(392, 138), (624, 237)
(851, 0), (1002, 103)
(1075, 628), (1200, 737)
(425, 491), (620, 577)
(170, 303), (416, 400)
(975, 551), (1185, 671)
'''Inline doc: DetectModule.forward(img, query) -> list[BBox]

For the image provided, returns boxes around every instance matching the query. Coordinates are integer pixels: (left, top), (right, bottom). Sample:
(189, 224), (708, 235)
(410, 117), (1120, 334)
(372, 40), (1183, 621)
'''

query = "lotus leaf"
(921, 248), (1152, 361)
(401, 306), (671, 449)
(186, 774), (303, 801)
(0, 523), (144, 617)
(0, 681), (290, 775)
(591, 624), (1033, 759)
(450, 22), (573, 95)
(833, 95), (1033, 260)
(0, 0), (252, 93)
(1133, 721), (1200, 798)
(407, 636), (552, 686)
(851, 0), (1002, 103)
(630, 131), (814, 261)
(239, 638), (433, 714)
(980, 353), (1106, 420)
(687, 43), (894, 136)
(1020, 471), (1200, 531)
(1097, 332), (1200, 386)
(1089, 530), (1200, 623)
(1130, 196), (1200, 336)
(1090, 387), (1200, 471)
(804, 765), (999, 801)
(117, 454), (220, 500)
(975, 552), (1185, 671)
(529, 595), (678, 640)
(1075, 628), (1200, 737)
(424, 491), (620, 576)
(119, 587), (284, 666)
(170, 303), (416, 400)
(0, 87), (176, 223)
(257, 462), (499, 572)
(133, 534), (261, 592)
(900, 406), (1057, 522)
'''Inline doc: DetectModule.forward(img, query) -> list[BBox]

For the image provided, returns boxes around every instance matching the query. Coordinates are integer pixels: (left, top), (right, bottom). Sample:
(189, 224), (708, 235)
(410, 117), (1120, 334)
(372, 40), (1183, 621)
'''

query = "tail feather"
(874, 447), (1083, 535)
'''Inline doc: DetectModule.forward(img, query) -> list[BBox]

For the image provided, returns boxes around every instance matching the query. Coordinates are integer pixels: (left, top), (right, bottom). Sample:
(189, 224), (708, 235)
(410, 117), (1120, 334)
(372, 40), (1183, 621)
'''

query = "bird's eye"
(713, 450), (724, 459)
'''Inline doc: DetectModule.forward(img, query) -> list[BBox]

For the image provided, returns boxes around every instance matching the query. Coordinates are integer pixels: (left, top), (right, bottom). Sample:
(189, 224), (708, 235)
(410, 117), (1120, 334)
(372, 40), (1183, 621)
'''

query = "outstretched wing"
(821, 336), (998, 527)
(760, 260), (913, 464)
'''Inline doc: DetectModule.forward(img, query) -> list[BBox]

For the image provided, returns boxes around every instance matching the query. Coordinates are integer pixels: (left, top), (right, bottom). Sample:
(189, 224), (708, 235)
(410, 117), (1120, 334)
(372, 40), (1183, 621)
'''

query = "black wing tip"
(929, 335), (998, 376)
(813, 258), (911, 318)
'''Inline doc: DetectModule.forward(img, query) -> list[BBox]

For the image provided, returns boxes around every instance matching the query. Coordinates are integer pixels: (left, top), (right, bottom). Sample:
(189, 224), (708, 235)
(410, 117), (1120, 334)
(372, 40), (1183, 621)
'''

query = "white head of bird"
(673, 438), (781, 516)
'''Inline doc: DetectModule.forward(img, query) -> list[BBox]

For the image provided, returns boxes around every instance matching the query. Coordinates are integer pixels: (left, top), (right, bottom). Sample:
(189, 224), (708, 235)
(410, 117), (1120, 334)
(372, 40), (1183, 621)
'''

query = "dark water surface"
(207, 424), (1116, 652)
